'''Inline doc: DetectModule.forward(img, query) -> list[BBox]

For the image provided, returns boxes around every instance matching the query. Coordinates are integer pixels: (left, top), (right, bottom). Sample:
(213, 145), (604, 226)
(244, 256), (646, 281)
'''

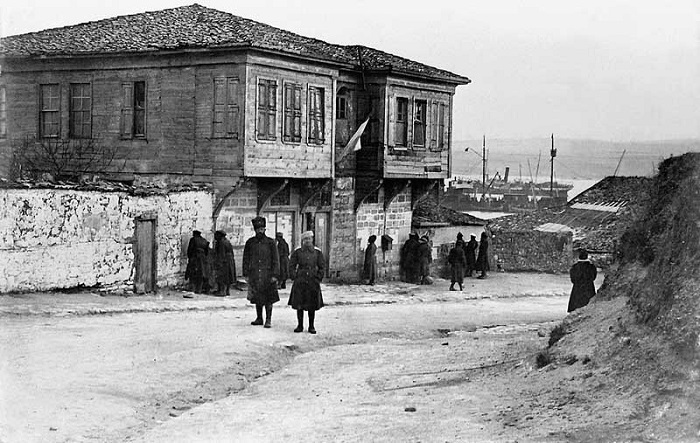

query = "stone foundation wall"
(329, 177), (357, 281)
(491, 228), (573, 273)
(0, 187), (213, 292)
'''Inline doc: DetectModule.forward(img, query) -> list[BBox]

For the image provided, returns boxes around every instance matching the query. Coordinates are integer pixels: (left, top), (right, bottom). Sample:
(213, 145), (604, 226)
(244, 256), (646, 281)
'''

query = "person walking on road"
(242, 216), (280, 328)
(464, 234), (478, 277)
(448, 237), (467, 291)
(363, 235), (378, 285)
(185, 230), (210, 294)
(567, 249), (597, 312)
(276, 232), (290, 289)
(288, 231), (325, 334)
(475, 232), (490, 279)
(213, 230), (236, 296)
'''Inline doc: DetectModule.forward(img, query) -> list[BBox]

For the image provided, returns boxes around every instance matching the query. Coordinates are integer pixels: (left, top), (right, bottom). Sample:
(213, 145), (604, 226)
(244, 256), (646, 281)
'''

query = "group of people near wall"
(396, 232), (435, 285)
(446, 232), (490, 291)
(185, 216), (323, 334)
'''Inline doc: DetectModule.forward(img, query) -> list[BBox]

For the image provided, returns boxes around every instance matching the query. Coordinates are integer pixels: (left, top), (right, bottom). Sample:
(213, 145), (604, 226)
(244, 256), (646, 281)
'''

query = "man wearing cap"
(568, 249), (597, 312)
(213, 230), (236, 296)
(363, 235), (377, 285)
(185, 230), (210, 293)
(464, 234), (478, 277)
(288, 231), (325, 334)
(242, 216), (280, 328)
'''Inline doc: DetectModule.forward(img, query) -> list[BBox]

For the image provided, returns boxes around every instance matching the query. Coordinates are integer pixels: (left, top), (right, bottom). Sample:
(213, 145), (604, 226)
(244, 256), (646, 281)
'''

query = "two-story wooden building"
(0, 4), (470, 281)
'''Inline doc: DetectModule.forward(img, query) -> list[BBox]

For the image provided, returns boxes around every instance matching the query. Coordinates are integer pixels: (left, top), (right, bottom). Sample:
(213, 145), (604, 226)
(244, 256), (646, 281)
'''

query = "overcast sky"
(2, 0), (698, 142)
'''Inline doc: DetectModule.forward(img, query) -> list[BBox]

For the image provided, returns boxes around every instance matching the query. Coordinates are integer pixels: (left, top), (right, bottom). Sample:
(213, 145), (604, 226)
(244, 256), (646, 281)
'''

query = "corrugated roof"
(0, 4), (470, 84)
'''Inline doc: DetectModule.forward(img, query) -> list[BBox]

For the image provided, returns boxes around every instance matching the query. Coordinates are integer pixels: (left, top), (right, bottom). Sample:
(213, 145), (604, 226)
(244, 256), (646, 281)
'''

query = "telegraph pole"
(482, 135), (487, 197)
(549, 133), (557, 195)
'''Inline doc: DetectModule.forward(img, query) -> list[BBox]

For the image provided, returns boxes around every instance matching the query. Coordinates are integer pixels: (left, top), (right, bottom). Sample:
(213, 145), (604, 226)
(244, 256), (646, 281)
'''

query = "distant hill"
(452, 138), (700, 181)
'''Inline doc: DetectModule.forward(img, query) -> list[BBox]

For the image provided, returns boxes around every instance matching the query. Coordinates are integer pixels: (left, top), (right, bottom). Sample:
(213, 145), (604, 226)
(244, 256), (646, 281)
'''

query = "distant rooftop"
(0, 4), (470, 84)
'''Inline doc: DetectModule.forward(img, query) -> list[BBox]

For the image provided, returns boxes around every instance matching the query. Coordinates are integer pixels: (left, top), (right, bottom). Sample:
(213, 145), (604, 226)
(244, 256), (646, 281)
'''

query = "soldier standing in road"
(464, 234), (478, 277)
(417, 234), (433, 285)
(475, 231), (490, 279)
(185, 230), (210, 294)
(242, 216), (280, 328)
(288, 231), (325, 334)
(213, 230), (236, 296)
(567, 249), (597, 312)
(363, 235), (377, 285)
(448, 236), (467, 291)
(276, 232), (290, 289)
(400, 232), (420, 283)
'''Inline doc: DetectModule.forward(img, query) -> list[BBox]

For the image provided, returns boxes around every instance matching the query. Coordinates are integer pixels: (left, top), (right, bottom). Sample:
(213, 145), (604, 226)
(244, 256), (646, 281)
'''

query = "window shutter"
(430, 102), (439, 151)
(283, 84), (293, 142)
(387, 96), (395, 148)
(226, 78), (239, 139)
(120, 82), (133, 139)
(257, 81), (267, 138)
(293, 84), (302, 142)
(213, 77), (226, 138)
(267, 82), (277, 139)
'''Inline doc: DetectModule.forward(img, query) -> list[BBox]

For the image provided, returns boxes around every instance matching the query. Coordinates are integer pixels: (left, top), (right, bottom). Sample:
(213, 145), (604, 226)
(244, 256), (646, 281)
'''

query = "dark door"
(303, 212), (330, 277)
(134, 217), (157, 293)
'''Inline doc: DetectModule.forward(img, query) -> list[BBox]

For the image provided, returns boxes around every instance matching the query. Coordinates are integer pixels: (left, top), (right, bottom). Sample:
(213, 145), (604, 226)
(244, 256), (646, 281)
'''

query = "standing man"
(448, 237), (467, 291)
(213, 230), (236, 296)
(464, 234), (478, 277)
(568, 249), (597, 312)
(288, 231), (325, 334)
(185, 230), (209, 294)
(400, 232), (420, 283)
(418, 234), (433, 285)
(476, 231), (490, 279)
(242, 216), (280, 328)
(276, 232), (290, 289)
(363, 235), (377, 285)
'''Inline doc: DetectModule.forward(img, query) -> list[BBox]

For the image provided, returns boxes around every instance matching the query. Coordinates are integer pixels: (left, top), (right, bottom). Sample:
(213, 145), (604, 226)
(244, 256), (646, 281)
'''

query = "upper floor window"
(308, 86), (325, 145)
(213, 76), (240, 139)
(40, 84), (60, 138)
(438, 103), (446, 150)
(283, 82), (302, 143)
(0, 86), (6, 138)
(413, 99), (427, 148)
(336, 95), (347, 120)
(120, 81), (146, 139)
(395, 97), (408, 147)
(257, 79), (277, 141)
(69, 83), (92, 139)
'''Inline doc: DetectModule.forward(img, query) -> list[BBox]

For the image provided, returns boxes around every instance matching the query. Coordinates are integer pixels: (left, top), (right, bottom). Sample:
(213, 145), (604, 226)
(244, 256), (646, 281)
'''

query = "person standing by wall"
(185, 230), (210, 294)
(418, 234), (433, 285)
(242, 217), (280, 328)
(213, 230), (236, 296)
(448, 236), (467, 291)
(400, 232), (420, 283)
(363, 235), (377, 285)
(476, 231), (490, 279)
(464, 234), (478, 277)
(288, 231), (325, 334)
(276, 232), (290, 289)
(567, 249), (597, 312)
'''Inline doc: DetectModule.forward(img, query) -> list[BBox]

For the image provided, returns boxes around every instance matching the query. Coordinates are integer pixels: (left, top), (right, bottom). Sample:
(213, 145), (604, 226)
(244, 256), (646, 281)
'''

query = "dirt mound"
(532, 153), (700, 441)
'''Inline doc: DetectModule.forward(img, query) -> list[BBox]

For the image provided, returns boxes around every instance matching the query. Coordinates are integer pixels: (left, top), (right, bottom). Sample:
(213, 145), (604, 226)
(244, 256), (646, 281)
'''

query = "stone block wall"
(329, 177), (357, 281)
(213, 182), (258, 273)
(491, 228), (573, 273)
(0, 187), (213, 292)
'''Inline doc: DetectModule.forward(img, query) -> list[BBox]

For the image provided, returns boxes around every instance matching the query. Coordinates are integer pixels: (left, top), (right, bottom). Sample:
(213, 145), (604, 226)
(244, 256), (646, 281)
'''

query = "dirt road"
(0, 291), (568, 442)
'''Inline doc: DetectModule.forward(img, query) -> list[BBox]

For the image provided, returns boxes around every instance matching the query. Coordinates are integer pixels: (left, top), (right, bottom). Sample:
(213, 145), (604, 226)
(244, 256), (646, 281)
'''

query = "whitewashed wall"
(0, 188), (213, 292)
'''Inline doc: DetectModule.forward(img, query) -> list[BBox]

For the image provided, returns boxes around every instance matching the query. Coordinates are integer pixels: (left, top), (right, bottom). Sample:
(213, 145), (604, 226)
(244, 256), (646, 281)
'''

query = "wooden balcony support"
(257, 178), (289, 214)
(300, 179), (332, 213)
(383, 179), (411, 211)
(411, 179), (438, 210)
(354, 177), (383, 212)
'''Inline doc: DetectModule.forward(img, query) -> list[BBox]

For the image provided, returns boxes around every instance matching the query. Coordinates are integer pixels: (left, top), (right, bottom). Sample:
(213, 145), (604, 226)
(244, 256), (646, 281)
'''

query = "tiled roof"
(0, 4), (469, 84)
(568, 176), (652, 206)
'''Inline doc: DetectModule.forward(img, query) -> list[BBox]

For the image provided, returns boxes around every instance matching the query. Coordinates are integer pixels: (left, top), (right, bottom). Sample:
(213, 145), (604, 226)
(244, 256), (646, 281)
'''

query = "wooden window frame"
(120, 80), (147, 139)
(40, 83), (61, 138)
(212, 76), (240, 139)
(336, 95), (347, 120)
(282, 81), (303, 143)
(438, 103), (446, 151)
(412, 99), (427, 149)
(395, 97), (408, 148)
(307, 85), (325, 145)
(0, 85), (6, 138)
(256, 78), (277, 141)
(69, 82), (92, 139)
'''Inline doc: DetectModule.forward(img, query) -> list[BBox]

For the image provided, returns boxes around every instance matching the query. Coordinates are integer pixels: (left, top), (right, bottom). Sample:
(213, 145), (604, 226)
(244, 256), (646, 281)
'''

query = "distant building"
(0, 4), (470, 281)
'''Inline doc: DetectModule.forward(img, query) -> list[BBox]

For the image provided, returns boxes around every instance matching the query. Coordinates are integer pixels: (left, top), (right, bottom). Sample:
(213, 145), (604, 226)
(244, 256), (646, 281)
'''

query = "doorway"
(302, 211), (330, 277)
(134, 215), (157, 293)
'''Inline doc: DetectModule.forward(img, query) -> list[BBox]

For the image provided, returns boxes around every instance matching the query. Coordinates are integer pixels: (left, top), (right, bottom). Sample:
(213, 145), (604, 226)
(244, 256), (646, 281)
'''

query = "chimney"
(504, 167), (510, 183)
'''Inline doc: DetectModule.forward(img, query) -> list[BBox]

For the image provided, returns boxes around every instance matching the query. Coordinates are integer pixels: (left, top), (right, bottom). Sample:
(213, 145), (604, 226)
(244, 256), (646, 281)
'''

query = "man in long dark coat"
(417, 235), (433, 285)
(363, 235), (377, 285)
(185, 230), (209, 293)
(288, 231), (325, 334)
(213, 230), (236, 296)
(242, 216), (280, 328)
(400, 232), (420, 283)
(276, 232), (290, 289)
(568, 249), (597, 312)
(464, 234), (478, 277)
(476, 231), (490, 279)
(448, 238), (467, 291)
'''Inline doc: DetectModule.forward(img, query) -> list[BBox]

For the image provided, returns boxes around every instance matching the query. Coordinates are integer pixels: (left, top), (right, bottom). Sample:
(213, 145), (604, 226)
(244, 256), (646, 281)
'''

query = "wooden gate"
(134, 215), (157, 293)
